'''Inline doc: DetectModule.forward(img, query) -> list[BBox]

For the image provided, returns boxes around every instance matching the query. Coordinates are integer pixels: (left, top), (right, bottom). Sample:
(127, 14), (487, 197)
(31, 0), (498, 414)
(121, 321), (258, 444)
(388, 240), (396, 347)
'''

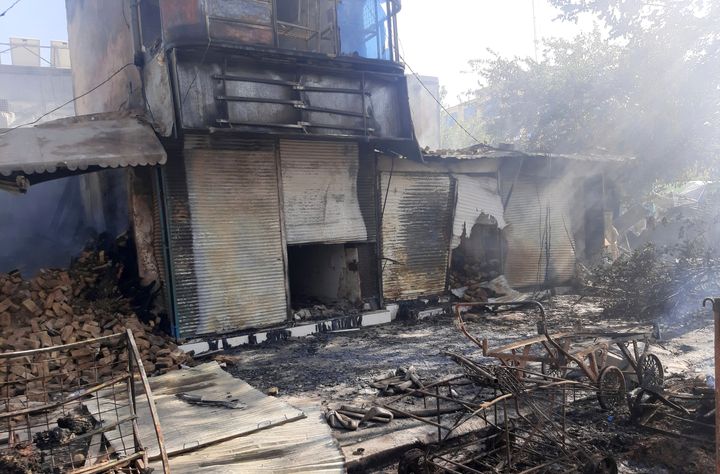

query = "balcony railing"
(0, 38), (71, 68)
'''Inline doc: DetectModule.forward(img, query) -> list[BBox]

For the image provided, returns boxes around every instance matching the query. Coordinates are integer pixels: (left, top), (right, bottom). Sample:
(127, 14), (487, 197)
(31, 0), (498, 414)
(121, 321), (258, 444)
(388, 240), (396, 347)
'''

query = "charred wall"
(65, 0), (142, 115)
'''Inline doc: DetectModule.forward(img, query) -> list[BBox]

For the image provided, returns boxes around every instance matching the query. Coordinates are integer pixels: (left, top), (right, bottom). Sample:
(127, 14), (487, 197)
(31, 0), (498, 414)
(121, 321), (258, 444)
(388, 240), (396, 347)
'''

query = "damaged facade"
(64, 0), (411, 341)
(379, 148), (623, 302)
(0, 1), (623, 344)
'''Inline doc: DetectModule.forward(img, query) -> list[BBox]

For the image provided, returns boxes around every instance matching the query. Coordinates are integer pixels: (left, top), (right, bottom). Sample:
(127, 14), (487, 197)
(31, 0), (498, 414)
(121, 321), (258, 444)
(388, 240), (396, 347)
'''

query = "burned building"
(377, 148), (625, 301)
(0, 1), (626, 345)
(60, 0), (413, 341)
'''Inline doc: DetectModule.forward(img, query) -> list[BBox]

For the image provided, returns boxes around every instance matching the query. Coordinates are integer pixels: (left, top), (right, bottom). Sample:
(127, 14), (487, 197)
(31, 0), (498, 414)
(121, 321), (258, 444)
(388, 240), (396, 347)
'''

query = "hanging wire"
(400, 53), (484, 146)
(0, 63), (136, 136)
(0, 0), (23, 18)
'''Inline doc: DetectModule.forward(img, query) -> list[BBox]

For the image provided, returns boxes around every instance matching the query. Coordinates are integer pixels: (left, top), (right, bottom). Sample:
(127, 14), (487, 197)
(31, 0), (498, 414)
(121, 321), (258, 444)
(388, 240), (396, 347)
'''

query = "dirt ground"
(220, 295), (716, 473)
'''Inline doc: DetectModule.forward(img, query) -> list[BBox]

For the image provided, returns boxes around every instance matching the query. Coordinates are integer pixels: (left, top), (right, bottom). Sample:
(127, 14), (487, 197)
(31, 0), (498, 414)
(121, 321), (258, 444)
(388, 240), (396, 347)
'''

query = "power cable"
(400, 53), (484, 146)
(0, 0), (23, 17)
(17, 44), (53, 66)
(380, 152), (396, 275)
(0, 63), (136, 136)
(180, 42), (211, 107)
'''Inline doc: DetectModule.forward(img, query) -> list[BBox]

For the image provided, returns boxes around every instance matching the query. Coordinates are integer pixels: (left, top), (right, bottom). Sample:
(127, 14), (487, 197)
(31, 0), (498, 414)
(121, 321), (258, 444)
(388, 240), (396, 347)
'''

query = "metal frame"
(455, 301), (663, 408)
(377, 360), (604, 472)
(0, 331), (169, 473)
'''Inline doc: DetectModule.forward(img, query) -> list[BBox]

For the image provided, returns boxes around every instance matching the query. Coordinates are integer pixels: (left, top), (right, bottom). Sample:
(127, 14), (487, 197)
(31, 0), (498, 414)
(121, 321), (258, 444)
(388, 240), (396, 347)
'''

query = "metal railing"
(0, 40), (70, 68)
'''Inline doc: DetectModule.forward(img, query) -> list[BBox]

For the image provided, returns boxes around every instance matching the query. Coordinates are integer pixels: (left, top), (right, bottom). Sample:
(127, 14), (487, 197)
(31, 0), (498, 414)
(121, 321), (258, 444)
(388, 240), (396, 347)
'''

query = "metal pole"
(503, 397), (512, 467)
(436, 385), (442, 445)
(703, 297), (720, 474)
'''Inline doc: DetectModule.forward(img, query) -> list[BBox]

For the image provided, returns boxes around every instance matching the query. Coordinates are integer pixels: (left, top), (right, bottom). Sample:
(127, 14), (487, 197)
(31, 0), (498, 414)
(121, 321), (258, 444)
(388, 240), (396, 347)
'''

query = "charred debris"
(0, 0), (719, 473)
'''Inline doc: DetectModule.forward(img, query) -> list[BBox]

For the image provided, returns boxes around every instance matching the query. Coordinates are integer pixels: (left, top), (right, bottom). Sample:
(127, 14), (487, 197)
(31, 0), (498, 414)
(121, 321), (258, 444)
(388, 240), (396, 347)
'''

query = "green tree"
(471, 1), (720, 193)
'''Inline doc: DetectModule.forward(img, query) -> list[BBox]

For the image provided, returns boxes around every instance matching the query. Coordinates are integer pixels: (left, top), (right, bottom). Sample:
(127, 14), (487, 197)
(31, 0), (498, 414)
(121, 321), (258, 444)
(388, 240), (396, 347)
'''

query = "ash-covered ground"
(219, 295), (716, 473)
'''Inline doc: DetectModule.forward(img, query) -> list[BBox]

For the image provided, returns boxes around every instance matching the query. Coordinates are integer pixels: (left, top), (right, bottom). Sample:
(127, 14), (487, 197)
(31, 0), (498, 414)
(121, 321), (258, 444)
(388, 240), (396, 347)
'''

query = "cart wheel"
(637, 353), (664, 389)
(597, 366), (626, 410)
(541, 349), (567, 378)
(398, 448), (425, 474)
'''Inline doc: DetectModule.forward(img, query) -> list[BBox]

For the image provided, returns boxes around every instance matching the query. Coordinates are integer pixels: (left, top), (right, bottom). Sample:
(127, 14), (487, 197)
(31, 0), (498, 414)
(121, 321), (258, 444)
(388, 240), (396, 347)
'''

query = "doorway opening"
(287, 242), (378, 320)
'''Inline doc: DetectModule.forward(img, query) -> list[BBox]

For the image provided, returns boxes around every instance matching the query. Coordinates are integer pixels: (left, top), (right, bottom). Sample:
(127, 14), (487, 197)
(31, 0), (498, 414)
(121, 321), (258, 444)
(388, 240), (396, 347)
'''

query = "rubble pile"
(448, 260), (502, 301)
(292, 301), (361, 322)
(586, 242), (720, 322)
(0, 246), (190, 377)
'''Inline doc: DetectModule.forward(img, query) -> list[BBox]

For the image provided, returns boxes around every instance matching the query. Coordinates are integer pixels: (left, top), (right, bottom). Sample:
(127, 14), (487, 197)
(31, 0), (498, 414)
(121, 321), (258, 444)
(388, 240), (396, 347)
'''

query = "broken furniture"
(456, 301), (665, 409)
(0, 330), (168, 473)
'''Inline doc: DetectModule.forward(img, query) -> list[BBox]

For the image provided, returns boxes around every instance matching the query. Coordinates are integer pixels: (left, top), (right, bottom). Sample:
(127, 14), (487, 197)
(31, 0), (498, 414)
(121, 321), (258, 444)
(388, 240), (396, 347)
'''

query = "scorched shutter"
(452, 175), (506, 248)
(280, 140), (375, 244)
(504, 177), (576, 288)
(164, 146), (288, 339)
(381, 173), (454, 300)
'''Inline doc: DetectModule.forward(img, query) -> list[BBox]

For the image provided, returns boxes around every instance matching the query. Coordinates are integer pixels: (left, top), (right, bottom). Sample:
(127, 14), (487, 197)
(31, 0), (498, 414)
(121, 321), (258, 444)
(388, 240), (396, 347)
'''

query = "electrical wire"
(400, 53), (484, 146)
(0, 0), (23, 17)
(380, 152), (396, 275)
(16, 44), (53, 66)
(0, 63), (136, 136)
(180, 42), (211, 108)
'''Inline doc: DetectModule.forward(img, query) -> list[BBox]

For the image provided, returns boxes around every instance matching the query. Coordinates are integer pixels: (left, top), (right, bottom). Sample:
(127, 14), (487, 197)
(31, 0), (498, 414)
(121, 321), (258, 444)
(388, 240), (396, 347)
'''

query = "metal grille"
(165, 146), (288, 339)
(280, 140), (374, 244)
(380, 173), (454, 300)
(0, 332), (167, 474)
(504, 177), (576, 287)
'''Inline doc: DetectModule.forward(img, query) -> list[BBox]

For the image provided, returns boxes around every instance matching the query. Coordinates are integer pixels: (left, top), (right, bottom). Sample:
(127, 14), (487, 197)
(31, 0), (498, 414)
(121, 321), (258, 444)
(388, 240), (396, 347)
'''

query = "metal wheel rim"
(541, 348), (567, 378)
(638, 353), (664, 389)
(597, 366), (626, 410)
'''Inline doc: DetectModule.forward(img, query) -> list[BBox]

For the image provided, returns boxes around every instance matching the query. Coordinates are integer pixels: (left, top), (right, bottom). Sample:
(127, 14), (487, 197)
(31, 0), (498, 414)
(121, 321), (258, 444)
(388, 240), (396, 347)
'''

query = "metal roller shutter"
(164, 145), (288, 339)
(504, 177), (576, 288)
(280, 140), (375, 244)
(380, 173), (454, 300)
(452, 175), (506, 248)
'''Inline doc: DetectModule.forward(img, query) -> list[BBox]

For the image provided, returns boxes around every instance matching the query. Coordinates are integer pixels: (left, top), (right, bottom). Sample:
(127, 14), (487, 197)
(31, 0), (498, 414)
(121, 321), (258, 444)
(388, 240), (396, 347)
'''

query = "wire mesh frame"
(0, 330), (169, 474)
(381, 365), (603, 473)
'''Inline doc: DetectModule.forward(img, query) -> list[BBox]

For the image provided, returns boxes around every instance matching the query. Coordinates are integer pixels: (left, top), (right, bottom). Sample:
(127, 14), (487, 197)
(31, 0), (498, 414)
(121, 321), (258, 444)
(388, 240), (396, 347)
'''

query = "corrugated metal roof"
(452, 175), (506, 248)
(381, 173), (454, 300)
(165, 145), (289, 339)
(423, 145), (631, 163)
(504, 177), (576, 287)
(0, 113), (166, 176)
(151, 408), (345, 473)
(280, 140), (374, 244)
(90, 362), (344, 472)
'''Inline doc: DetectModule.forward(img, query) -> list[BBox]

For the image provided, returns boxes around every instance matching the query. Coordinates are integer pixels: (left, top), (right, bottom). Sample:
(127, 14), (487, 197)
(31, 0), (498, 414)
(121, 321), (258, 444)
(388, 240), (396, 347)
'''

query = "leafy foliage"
(468, 1), (720, 193)
(589, 239), (720, 322)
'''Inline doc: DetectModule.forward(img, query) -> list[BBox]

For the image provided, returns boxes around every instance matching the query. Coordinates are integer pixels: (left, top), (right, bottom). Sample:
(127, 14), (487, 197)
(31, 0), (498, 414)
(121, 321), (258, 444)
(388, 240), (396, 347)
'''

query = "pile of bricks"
(0, 249), (190, 386)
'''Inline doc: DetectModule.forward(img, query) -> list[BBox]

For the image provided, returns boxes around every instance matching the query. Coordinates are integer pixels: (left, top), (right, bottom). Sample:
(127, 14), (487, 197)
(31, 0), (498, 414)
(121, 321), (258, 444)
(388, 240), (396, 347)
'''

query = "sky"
(397, 0), (592, 104)
(0, 0), (592, 105)
(0, 0), (68, 64)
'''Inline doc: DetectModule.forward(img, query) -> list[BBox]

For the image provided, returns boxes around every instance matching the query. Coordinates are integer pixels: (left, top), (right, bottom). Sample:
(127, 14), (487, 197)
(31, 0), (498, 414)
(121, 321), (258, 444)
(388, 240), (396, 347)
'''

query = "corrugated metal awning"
(0, 113), (166, 177)
(452, 175), (506, 248)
